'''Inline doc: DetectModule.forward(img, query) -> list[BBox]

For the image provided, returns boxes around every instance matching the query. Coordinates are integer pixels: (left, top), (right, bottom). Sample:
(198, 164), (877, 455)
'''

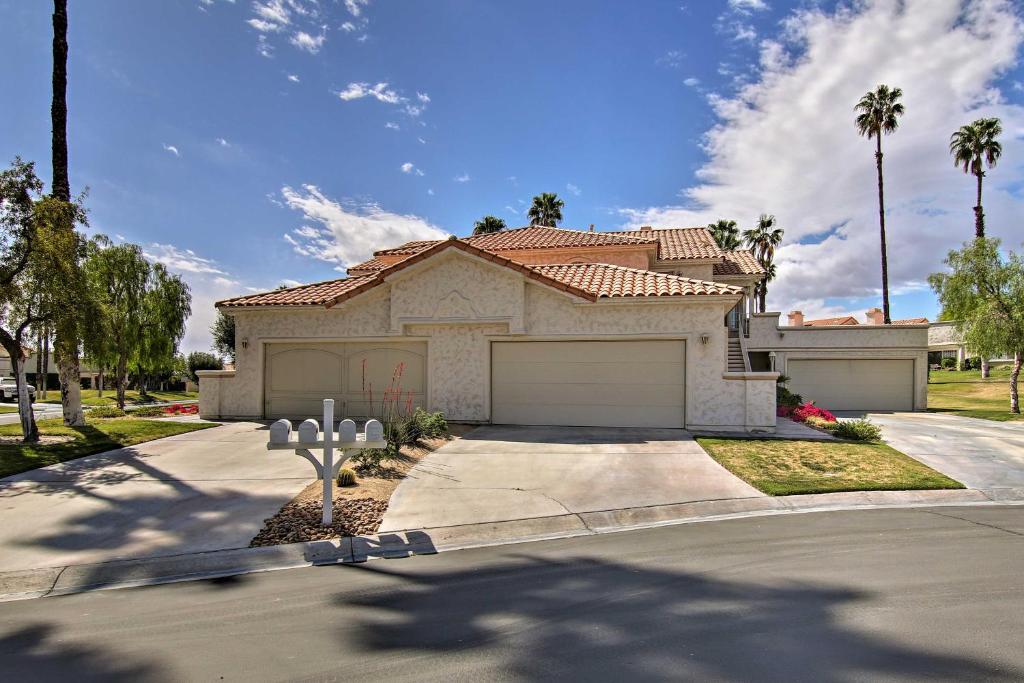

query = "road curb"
(1, 487), (1021, 602)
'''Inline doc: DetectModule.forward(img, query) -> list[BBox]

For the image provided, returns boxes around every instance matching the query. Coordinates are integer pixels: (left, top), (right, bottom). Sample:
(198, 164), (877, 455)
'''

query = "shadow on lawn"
(337, 555), (1020, 681)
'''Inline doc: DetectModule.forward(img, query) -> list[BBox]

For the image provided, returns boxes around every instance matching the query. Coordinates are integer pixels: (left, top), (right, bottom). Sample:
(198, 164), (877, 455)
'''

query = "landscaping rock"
(250, 497), (389, 546)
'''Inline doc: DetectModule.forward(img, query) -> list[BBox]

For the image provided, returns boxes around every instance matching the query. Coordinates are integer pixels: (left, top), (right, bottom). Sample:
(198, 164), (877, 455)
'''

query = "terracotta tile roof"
(713, 249), (765, 276)
(346, 257), (394, 274)
(606, 227), (724, 260)
(374, 240), (443, 256)
(528, 263), (743, 298)
(216, 274), (379, 307)
(804, 316), (859, 326)
(891, 317), (929, 325)
(220, 240), (742, 309)
(372, 226), (658, 258)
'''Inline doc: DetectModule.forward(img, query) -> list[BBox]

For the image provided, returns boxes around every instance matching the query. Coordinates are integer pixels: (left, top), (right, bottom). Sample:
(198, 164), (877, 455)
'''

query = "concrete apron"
(2, 486), (1021, 603)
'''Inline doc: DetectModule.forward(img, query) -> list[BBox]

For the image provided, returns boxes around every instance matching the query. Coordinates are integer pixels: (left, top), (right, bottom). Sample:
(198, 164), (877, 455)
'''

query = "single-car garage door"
(491, 340), (685, 428)
(264, 342), (427, 419)
(786, 358), (914, 412)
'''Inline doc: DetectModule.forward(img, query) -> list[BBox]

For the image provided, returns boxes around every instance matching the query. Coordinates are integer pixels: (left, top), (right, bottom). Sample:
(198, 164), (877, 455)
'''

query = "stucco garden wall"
(202, 250), (775, 430)
(747, 312), (929, 410)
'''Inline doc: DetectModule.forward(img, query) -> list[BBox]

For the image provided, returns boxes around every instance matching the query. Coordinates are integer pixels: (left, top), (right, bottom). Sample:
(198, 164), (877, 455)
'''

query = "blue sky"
(2, 0), (1023, 351)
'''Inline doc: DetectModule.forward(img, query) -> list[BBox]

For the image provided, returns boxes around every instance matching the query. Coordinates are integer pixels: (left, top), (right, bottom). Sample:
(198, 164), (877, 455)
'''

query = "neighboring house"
(926, 320), (1014, 368)
(22, 349), (101, 389)
(202, 226), (929, 430)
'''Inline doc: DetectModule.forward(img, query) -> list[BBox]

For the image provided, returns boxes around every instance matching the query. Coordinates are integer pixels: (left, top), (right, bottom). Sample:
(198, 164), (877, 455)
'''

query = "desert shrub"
(413, 408), (448, 438)
(89, 406), (126, 418)
(777, 386), (803, 409)
(804, 415), (839, 431)
(398, 415), (422, 446)
(349, 448), (390, 471)
(131, 406), (166, 417)
(941, 357), (957, 369)
(832, 419), (882, 442)
(792, 402), (837, 423)
(336, 468), (357, 487)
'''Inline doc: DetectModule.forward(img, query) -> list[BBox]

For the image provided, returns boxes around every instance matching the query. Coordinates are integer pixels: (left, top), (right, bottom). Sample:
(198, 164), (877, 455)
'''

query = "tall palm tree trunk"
(51, 0), (85, 426)
(974, 170), (985, 239)
(875, 137), (892, 325)
(759, 283), (766, 313)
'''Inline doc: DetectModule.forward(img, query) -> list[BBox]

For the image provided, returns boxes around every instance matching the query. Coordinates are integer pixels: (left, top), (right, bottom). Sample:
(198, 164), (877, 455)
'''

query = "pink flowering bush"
(778, 401), (837, 423)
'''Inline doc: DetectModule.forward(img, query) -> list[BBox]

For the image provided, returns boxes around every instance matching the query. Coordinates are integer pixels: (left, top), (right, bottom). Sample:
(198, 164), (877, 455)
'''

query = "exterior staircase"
(727, 337), (746, 372)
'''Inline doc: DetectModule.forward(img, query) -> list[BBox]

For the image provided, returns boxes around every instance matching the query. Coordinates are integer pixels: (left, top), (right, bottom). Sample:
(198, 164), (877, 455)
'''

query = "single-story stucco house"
(200, 226), (929, 431)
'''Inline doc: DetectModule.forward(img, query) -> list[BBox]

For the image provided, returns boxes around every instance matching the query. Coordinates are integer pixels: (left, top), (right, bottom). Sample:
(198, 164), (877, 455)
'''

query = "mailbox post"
(267, 399), (387, 526)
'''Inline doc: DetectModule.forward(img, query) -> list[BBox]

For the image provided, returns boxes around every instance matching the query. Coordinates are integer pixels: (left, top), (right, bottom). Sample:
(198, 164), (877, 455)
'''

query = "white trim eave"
(722, 371), (780, 380)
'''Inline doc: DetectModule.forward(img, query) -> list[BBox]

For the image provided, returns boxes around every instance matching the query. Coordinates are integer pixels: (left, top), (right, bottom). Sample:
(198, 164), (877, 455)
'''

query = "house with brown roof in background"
(200, 225), (929, 430)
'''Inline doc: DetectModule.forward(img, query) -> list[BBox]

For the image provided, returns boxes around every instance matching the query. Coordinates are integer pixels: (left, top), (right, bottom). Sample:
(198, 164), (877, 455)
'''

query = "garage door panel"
(493, 381), (686, 407)
(264, 342), (427, 420)
(493, 361), (683, 385)
(787, 359), (913, 412)
(491, 341), (685, 428)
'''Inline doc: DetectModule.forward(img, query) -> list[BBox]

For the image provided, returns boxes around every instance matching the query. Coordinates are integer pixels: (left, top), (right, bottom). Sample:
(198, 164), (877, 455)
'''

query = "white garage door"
(264, 342), (427, 419)
(491, 340), (685, 428)
(786, 359), (914, 412)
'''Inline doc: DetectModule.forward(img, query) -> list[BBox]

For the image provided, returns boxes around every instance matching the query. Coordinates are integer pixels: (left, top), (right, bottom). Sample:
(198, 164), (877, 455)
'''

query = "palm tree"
(742, 214), (784, 313)
(527, 193), (564, 227)
(472, 215), (506, 235)
(950, 117), (1002, 239)
(855, 84), (904, 326)
(707, 219), (741, 250)
(51, 0), (86, 426)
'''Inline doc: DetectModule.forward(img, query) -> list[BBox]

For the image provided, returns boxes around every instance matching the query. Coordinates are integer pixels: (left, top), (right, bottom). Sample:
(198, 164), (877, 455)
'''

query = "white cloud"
(162, 143), (180, 157)
(656, 50), (685, 68)
(248, 18), (282, 32)
(336, 81), (401, 103)
(729, 0), (768, 13)
(341, 21), (356, 32)
(453, 173), (470, 183)
(290, 28), (326, 53)
(566, 183), (581, 196)
(143, 243), (225, 275)
(427, 189), (435, 196)
(416, 92), (431, 103)
(345, 0), (369, 17)
(401, 162), (424, 176)
(280, 184), (447, 268)
(417, 137), (427, 144)
(683, 77), (700, 87)
(216, 137), (229, 147)
(257, 34), (273, 57)
(620, 0), (1024, 316)
(385, 121), (400, 130)
(287, 73), (300, 82)
(278, 278), (304, 288)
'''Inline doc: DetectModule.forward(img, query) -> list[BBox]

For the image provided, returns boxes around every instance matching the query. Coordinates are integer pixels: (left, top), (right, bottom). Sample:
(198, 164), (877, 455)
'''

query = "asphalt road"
(0, 403), (62, 426)
(1, 506), (1022, 682)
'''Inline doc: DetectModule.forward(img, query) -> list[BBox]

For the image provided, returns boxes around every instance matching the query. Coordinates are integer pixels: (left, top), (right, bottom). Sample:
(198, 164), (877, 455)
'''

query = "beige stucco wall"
(661, 263), (715, 282)
(203, 249), (774, 430)
(497, 246), (653, 270)
(748, 312), (929, 411)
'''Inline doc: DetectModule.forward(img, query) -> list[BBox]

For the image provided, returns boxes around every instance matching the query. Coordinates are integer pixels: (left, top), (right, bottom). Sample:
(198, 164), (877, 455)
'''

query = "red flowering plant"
(783, 401), (837, 423)
(353, 360), (418, 469)
(162, 403), (198, 416)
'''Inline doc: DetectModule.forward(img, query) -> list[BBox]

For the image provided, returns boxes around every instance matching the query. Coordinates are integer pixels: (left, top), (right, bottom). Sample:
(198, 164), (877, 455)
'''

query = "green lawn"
(928, 366), (1022, 422)
(0, 417), (217, 478)
(39, 389), (198, 407)
(697, 437), (964, 496)
(0, 405), (18, 414)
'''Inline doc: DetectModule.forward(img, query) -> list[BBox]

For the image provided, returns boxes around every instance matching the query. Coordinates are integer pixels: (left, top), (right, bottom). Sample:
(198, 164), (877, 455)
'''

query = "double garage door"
(786, 359), (914, 412)
(264, 342), (427, 419)
(491, 341), (686, 428)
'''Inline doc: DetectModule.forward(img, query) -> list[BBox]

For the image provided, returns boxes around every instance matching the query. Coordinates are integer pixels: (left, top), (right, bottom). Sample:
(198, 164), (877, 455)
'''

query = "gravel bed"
(250, 497), (389, 546)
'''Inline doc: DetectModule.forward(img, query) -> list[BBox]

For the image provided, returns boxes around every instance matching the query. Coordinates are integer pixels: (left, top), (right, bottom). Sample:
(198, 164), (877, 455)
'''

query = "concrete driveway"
(0, 421), (311, 573)
(865, 412), (1024, 490)
(379, 425), (764, 532)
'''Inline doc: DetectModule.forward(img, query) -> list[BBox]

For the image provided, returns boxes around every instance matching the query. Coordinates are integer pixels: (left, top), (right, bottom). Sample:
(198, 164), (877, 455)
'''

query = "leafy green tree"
(949, 117), (1002, 239)
(929, 238), (1024, 414)
(83, 241), (149, 409)
(708, 219), (741, 251)
(472, 215), (506, 236)
(134, 263), (191, 398)
(211, 310), (236, 362)
(186, 351), (223, 383)
(743, 214), (784, 312)
(855, 84), (904, 325)
(527, 193), (564, 227)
